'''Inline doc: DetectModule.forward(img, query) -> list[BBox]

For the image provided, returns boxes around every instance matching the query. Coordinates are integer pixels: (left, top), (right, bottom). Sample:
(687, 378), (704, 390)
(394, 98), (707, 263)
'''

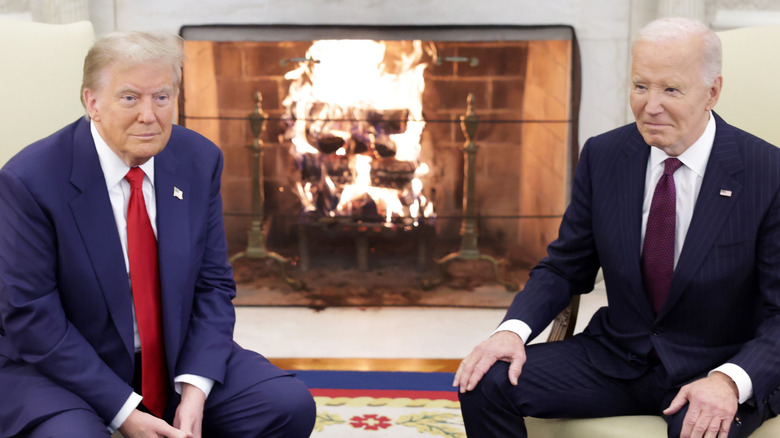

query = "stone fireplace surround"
(179, 25), (580, 276)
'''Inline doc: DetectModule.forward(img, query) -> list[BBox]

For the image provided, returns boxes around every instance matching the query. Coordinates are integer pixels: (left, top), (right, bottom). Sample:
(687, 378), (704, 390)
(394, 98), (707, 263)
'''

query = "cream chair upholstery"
(525, 25), (780, 437)
(715, 25), (780, 147)
(0, 19), (94, 166)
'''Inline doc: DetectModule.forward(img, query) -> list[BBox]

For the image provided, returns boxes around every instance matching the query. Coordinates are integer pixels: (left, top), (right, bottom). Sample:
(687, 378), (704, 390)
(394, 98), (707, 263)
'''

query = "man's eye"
(155, 94), (170, 104)
(665, 88), (679, 93)
(121, 95), (136, 102)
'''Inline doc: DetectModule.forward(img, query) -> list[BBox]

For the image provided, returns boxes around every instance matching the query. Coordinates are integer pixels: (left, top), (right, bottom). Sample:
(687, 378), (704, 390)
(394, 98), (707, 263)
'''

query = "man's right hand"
(119, 409), (190, 438)
(452, 330), (526, 393)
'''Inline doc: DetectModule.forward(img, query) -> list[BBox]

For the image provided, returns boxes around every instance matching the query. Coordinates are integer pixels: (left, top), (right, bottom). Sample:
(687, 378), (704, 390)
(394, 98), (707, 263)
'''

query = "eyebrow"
(116, 85), (174, 95)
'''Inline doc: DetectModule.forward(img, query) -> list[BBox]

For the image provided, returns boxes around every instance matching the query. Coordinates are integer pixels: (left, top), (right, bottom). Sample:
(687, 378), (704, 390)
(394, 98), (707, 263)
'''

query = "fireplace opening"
(179, 25), (580, 303)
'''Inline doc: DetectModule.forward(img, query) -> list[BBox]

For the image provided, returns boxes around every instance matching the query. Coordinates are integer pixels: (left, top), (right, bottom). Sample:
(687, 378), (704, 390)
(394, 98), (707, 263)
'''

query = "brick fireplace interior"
(179, 25), (580, 298)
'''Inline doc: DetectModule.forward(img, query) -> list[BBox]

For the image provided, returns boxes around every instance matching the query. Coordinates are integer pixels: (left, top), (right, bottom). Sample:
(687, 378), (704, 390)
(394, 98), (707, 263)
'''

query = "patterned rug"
(293, 370), (464, 438)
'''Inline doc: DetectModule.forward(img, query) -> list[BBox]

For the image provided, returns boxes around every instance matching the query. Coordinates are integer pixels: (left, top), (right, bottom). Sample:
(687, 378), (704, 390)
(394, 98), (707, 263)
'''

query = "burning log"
(298, 153), (352, 186)
(371, 133), (397, 158)
(369, 158), (416, 190)
(315, 134), (345, 154)
(367, 109), (409, 134)
(350, 130), (371, 154)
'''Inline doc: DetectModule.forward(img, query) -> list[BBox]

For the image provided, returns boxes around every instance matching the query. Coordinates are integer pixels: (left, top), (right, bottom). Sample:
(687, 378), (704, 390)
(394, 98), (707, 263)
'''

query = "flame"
(283, 39), (434, 223)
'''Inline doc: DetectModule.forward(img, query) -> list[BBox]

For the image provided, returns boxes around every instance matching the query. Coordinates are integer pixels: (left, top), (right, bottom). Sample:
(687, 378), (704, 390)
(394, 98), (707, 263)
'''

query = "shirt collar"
(91, 120), (155, 188)
(648, 111), (715, 177)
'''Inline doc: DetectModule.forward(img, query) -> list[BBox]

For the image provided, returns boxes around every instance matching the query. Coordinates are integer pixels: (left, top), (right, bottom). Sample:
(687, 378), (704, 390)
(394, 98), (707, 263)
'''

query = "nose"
(137, 97), (156, 124)
(645, 90), (664, 115)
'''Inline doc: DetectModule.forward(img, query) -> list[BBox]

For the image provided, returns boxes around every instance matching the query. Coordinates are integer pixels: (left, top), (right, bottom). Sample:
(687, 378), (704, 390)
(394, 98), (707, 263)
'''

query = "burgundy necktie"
(642, 158), (683, 314)
(125, 167), (169, 417)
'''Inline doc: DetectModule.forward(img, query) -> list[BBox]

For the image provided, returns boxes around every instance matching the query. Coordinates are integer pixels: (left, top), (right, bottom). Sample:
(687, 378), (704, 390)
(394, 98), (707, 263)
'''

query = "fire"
(282, 39), (434, 224)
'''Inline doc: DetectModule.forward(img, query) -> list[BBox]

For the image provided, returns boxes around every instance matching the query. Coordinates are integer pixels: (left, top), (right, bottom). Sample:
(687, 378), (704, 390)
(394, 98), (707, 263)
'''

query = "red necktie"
(125, 167), (169, 417)
(641, 158), (683, 314)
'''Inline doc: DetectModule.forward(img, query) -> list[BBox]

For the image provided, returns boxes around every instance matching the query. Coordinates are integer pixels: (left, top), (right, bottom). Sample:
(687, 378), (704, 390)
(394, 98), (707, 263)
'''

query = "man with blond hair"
(455, 17), (780, 438)
(0, 32), (315, 437)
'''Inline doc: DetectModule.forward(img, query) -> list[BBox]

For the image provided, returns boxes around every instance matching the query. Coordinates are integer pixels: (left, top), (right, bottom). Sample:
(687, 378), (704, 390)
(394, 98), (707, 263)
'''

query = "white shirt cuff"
(108, 392), (142, 432)
(709, 363), (754, 404)
(493, 319), (532, 344)
(174, 374), (215, 398)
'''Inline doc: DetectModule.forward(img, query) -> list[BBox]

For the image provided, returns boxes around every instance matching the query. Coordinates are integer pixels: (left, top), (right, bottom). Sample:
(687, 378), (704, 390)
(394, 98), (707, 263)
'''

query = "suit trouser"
(14, 348), (316, 438)
(459, 335), (769, 438)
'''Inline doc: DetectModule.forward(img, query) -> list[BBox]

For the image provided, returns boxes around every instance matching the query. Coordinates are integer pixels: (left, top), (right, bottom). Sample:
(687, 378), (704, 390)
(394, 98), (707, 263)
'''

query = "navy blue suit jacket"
(0, 118), (286, 436)
(505, 113), (780, 415)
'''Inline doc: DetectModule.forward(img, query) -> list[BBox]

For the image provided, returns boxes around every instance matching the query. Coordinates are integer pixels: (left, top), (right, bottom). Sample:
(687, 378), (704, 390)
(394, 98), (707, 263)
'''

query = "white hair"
(632, 17), (722, 86)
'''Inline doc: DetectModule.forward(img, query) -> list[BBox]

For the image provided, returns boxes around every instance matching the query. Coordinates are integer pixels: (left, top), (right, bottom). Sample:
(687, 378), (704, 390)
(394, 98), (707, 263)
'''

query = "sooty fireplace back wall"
(179, 25), (580, 284)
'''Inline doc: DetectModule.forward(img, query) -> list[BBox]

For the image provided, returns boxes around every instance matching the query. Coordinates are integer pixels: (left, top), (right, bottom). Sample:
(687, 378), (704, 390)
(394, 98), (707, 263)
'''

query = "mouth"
(132, 133), (160, 140)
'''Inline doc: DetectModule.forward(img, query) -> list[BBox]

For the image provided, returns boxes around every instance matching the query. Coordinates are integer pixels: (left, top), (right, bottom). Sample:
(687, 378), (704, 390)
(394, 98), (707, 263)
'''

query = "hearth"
(179, 25), (580, 295)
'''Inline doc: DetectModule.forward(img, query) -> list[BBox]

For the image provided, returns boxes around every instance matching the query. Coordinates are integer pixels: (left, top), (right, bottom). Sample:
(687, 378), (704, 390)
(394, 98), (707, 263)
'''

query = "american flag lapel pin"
(719, 189), (732, 197)
(173, 187), (183, 200)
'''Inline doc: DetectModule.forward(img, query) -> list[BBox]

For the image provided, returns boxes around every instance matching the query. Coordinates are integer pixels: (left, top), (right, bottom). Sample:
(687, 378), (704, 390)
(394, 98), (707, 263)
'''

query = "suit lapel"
(153, 145), (190, 365)
(68, 119), (135, 359)
(616, 131), (655, 318)
(658, 115), (743, 319)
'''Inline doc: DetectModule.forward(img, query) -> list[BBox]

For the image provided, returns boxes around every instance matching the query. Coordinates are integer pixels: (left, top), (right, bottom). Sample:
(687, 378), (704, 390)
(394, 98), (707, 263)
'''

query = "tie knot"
(663, 158), (683, 176)
(125, 167), (145, 189)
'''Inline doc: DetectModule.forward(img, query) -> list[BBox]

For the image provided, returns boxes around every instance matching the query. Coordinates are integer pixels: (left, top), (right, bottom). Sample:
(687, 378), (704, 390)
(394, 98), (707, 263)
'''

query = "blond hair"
(80, 31), (185, 107)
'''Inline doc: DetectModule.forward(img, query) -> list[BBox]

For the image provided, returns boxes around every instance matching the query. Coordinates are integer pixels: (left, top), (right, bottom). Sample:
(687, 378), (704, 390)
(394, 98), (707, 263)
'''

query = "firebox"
(179, 25), (580, 298)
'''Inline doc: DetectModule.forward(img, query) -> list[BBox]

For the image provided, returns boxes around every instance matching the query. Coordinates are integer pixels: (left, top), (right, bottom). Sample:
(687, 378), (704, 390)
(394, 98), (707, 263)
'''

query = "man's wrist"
(174, 374), (214, 398)
(493, 319), (532, 344)
(109, 392), (142, 432)
(709, 363), (753, 404)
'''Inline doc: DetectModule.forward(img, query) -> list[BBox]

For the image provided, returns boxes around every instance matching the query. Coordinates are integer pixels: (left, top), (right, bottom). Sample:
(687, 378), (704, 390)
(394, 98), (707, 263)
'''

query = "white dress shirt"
(494, 113), (753, 404)
(91, 122), (214, 430)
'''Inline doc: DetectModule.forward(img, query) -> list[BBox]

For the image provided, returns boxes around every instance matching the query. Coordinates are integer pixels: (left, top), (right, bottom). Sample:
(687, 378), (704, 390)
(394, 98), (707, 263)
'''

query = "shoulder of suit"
(167, 124), (223, 161)
(170, 124), (220, 151)
(2, 118), (82, 176)
(580, 122), (640, 155)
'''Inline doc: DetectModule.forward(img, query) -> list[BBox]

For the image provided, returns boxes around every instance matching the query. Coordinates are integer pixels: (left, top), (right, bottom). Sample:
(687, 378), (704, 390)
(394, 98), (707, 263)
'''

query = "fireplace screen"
(179, 25), (580, 298)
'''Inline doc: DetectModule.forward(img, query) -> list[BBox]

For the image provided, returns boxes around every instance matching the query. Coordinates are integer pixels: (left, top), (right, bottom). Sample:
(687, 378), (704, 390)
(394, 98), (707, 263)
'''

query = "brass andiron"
(229, 92), (304, 290)
(423, 94), (518, 292)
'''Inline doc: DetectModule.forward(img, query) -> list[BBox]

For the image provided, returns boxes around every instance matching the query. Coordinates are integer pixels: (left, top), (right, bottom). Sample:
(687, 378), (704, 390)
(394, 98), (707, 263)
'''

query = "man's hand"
(452, 330), (526, 393)
(173, 383), (206, 438)
(119, 409), (189, 438)
(663, 371), (739, 438)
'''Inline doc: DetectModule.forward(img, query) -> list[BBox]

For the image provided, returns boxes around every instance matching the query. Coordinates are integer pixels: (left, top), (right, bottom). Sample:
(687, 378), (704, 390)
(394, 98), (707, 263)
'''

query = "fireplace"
(179, 25), (580, 296)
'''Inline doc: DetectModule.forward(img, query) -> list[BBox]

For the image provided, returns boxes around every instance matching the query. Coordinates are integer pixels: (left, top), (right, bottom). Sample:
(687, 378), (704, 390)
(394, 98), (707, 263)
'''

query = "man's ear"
(705, 75), (723, 111)
(83, 89), (100, 122)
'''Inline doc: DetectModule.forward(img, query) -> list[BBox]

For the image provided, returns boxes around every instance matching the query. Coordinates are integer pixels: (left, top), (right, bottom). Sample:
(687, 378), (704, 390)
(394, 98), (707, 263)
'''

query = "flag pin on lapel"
(719, 189), (732, 197)
(173, 187), (183, 200)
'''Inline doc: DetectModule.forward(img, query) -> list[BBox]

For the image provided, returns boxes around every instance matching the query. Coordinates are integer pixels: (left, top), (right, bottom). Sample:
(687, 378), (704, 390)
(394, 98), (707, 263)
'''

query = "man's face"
(84, 62), (176, 167)
(630, 37), (722, 156)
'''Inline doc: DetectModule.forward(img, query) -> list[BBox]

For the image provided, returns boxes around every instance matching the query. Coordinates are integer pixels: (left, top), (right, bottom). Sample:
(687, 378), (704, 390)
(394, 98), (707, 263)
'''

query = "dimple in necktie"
(642, 158), (683, 314)
(125, 167), (169, 417)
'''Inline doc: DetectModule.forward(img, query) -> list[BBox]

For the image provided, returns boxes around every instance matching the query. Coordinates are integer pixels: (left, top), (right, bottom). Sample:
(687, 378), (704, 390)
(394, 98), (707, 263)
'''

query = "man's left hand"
(663, 371), (739, 438)
(174, 383), (206, 438)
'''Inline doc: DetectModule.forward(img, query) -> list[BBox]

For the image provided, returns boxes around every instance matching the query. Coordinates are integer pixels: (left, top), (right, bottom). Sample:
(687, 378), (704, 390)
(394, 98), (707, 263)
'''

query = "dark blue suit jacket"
(0, 118), (286, 436)
(505, 113), (780, 416)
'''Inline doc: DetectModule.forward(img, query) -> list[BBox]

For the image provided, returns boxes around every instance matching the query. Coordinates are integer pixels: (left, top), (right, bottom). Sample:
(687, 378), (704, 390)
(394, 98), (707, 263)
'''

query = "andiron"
(423, 94), (518, 292)
(229, 92), (304, 290)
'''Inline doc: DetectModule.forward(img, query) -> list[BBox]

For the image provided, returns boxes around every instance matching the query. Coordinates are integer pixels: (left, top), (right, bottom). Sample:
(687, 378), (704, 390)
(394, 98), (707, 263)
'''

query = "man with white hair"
(0, 32), (315, 437)
(455, 17), (780, 438)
